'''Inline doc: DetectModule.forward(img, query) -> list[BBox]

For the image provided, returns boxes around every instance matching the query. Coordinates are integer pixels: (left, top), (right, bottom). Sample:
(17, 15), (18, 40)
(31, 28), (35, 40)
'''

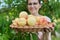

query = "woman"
(27, 0), (54, 40)
(10, 0), (54, 40)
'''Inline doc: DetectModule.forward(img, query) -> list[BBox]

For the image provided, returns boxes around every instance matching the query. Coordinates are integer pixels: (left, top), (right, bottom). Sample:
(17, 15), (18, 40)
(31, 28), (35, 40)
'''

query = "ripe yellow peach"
(12, 18), (19, 25)
(12, 18), (19, 23)
(17, 18), (26, 26)
(19, 11), (28, 19)
(12, 18), (19, 27)
(27, 17), (36, 26)
(36, 16), (40, 25)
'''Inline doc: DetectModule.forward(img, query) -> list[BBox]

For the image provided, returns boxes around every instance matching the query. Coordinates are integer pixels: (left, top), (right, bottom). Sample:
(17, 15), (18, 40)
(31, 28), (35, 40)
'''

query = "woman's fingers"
(43, 26), (54, 32)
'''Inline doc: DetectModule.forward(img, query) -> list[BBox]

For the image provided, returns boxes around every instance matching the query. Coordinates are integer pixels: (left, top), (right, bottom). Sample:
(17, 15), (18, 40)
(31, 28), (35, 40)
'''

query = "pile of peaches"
(10, 11), (54, 28)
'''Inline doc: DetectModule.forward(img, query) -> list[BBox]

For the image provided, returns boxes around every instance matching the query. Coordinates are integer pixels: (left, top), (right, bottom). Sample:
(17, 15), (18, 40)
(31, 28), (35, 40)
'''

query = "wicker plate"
(10, 24), (50, 32)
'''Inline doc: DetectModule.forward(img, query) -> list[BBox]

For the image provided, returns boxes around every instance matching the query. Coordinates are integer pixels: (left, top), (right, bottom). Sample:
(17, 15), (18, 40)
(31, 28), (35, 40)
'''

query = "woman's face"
(28, 0), (41, 14)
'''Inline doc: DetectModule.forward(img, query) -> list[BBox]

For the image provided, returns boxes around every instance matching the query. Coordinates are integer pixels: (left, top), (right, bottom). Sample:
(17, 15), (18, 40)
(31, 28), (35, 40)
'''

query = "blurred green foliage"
(0, 0), (60, 40)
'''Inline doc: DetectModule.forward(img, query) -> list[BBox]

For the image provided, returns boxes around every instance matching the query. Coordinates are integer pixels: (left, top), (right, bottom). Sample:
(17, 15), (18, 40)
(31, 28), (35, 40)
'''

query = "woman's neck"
(31, 13), (40, 16)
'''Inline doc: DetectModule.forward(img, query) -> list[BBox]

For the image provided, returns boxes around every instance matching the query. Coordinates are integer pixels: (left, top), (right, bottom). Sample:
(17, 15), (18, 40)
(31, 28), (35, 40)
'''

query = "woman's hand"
(43, 22), (56, 32)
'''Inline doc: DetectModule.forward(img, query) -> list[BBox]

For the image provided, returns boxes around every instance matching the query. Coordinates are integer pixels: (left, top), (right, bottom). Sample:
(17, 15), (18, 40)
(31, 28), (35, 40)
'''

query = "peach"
(17, 18), (26, 26)
(12, 18), (19, 25)
(19, 11), (28, 19)
(27, 17), (36, 26)
(39, 16), (48, 26)
(36, 16), (40, 25)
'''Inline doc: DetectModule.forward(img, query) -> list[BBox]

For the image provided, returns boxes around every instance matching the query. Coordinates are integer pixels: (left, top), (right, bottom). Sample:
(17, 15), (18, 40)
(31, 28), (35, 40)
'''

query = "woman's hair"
(27, 0), (41, 4)
(38, 0), (41, 4)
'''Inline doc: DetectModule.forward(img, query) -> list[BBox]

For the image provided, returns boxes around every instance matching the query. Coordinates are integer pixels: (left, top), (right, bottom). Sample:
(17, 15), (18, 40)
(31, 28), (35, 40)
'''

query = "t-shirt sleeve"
(45, 16), (51, 22)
